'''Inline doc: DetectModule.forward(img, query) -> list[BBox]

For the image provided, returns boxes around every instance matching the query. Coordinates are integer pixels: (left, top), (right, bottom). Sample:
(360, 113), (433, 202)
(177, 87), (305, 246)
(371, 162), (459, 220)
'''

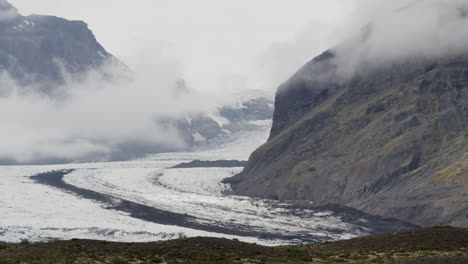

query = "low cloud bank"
(0, 57), (232, 165)
(334, 0), (468, 78)
(281, 0), (468, 85)
(0, 0), (18, 21)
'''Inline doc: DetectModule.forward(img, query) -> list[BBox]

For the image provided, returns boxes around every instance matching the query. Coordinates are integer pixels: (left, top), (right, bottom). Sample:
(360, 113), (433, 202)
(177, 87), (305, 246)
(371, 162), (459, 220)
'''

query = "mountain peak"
(0, 1), (114, 92)
(0, 0), (18, 21)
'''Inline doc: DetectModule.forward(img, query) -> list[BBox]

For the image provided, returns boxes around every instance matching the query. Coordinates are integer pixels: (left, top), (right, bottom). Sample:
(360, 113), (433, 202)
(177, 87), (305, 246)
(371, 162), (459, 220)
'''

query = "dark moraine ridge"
(31, 170), (284, 241)
(171, 160), (247, 169)
(32, 170), (418, 244)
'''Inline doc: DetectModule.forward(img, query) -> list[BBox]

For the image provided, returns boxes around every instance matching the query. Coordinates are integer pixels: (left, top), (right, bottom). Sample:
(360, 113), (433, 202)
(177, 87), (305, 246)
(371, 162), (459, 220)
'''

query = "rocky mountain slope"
(0, 0), (113, 92)
(228, 50), (468, 227)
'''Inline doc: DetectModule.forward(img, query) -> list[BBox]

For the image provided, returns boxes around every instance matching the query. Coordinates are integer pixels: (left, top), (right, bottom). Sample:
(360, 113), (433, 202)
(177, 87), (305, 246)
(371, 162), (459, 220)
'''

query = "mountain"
(0, 0), (113, 92)
(158, 89), (274, 147)
(228, 49), (468, 228)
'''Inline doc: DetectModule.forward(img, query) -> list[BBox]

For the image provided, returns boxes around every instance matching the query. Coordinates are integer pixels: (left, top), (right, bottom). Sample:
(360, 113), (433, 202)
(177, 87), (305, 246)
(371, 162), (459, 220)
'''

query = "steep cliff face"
(0, 0), (112, 91)
(229, 51), (468, 227)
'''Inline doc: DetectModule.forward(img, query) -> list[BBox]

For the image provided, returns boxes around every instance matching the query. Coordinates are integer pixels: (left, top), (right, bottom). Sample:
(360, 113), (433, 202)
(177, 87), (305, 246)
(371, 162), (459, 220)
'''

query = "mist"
(0, 55), (237, 165)
(0, 0), (17, 21)
(334, 0), (468, 78)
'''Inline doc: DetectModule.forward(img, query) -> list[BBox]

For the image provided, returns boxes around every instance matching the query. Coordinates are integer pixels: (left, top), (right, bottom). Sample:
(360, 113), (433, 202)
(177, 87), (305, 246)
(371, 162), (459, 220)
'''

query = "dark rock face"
(229, 51), (468, 227)
(0, 1), (112, 92)
(270, 50), (339, 138)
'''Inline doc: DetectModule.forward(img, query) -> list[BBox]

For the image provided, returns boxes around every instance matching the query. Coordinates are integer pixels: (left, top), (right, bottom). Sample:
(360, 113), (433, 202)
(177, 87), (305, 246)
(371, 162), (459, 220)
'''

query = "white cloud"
(0, 0), (18, 21)
(334, 0), (468, 78)
(0, 58), (220, 164)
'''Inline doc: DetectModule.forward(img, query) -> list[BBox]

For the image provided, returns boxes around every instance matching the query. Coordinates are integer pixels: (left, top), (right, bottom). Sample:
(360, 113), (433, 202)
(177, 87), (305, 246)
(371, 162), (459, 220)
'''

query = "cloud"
(254, 20), (344, 91)
(11, 0), (355, 94)
(0, 0), (18, 21)
(333, 0), (468, 78)
(0, 52), (228, 165)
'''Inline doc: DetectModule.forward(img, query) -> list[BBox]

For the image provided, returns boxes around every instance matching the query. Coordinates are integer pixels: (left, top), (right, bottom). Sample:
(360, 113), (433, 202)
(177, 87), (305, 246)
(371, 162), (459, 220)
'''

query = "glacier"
(0, 121), (404, 245)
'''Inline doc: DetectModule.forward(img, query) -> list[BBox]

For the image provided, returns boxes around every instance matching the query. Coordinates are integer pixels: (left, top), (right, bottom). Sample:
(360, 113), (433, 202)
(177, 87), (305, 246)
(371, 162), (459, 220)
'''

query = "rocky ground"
(0, 227), (466, 264)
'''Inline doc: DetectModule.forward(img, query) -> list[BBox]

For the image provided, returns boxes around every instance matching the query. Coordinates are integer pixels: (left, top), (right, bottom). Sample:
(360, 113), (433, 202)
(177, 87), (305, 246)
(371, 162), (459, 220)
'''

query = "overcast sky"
(11, 0), (355, 92)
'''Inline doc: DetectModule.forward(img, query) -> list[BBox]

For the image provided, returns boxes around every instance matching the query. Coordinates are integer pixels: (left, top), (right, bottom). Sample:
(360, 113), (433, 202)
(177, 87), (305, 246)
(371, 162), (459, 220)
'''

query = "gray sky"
(11, 0), (355, 92)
